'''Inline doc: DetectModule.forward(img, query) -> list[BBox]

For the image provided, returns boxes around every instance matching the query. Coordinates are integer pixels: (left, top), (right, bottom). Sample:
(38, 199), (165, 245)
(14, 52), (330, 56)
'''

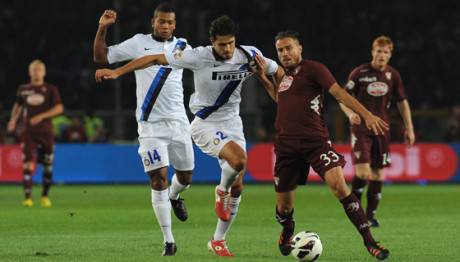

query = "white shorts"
(191, 116), (246, 158)
(138, 120), (194, 172)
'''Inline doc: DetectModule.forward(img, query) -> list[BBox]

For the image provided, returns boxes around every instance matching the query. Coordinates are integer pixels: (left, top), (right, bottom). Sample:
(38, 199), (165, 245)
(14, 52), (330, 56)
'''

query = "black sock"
(23, 169), (33, 199)
(42, 170), (53, 197)
(340, 193), (374, 245)
(351, 176), (367, 202)
(366, 181), (383, 220)
(276, 206), (295, 230)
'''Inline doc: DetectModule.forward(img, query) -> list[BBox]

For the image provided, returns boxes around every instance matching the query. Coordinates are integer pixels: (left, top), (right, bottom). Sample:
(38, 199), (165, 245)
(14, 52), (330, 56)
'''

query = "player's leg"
(21, 135), (36, 207)
(39, 133), (55, 207)
(208, 172), (244, 257)
(168, 121), (194, 222)
(276, 190), (296, 256)
(323, 167), (389, 260)
(351, 133), (372, 201)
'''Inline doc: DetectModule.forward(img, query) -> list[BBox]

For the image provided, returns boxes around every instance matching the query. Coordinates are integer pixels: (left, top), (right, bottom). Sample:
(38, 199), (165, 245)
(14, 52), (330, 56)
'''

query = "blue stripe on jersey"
(195, 80), (242, 120)
(173, 40), (187, 52)
(139, 67), (172, 121)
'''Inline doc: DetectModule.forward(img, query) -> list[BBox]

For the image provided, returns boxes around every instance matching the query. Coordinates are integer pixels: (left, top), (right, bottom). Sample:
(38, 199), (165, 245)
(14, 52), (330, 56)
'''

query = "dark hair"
(209, 15), (239, 39)
(275, 30), (301, 43)
(153, 2), (175, 18)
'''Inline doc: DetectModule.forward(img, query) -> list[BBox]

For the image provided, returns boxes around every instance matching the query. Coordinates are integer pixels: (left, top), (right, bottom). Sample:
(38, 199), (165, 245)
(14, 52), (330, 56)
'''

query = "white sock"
(213, 195), (242, 240)
(151, 189), (174, 243)
(169, 174), (189, 200)
(218, 161), (239, 192)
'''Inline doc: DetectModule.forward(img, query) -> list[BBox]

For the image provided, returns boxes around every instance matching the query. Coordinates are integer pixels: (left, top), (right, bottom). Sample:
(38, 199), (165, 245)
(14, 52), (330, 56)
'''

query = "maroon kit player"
(341, 36), (415, 227)
(7, 60), (64, 208)
(254, 31), (390, 260)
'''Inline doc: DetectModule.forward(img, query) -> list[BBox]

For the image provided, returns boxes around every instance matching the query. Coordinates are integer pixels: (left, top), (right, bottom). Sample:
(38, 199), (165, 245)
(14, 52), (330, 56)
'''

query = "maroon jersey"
(275, 60), (337, 139)
(345, 63), (406, 135)
(16, 83), (62, 133)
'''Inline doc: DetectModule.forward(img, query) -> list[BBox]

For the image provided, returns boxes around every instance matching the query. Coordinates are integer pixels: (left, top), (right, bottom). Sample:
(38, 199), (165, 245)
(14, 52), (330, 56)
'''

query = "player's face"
(371, 45), (392, 68)
(152, 12), (176, 40)
(276, 37), (303, 69)
(29, 64), (46, 82)
(211, 35), (236, 60)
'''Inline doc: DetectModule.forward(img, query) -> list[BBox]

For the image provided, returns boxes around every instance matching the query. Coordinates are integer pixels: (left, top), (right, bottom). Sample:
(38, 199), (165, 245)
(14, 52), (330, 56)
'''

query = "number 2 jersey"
(164, 45), (279, 121)
(107, 34), (191, 123)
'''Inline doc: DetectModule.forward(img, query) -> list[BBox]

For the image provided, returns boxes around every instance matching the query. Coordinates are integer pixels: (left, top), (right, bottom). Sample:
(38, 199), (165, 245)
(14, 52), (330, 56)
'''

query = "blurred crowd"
(1, 0), (459, 142)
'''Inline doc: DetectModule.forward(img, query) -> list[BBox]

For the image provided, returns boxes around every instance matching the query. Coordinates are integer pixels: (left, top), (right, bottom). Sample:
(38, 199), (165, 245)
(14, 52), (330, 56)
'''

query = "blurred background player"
(93, 3), (194, 256)
(7, 59), (64, 208)
(95, 15), (283, 257)
(254, 31), (390, 260)
(340, 36), (415, 227)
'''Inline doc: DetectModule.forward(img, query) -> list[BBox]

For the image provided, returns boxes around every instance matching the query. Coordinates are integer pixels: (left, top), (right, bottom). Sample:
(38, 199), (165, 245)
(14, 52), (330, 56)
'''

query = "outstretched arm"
(397, 99), (415, 145)
(95, 54), (169, 82)
(93, 10), (117, 64)
(329, 83), (389, 135)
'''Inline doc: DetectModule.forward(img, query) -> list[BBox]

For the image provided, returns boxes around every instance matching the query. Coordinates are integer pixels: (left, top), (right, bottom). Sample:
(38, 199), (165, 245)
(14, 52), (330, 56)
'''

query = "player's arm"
(30, 104), (64, 126)
(329, 83), (389, 135)
(339, 103), (361, 125)
(253, 54), (282, 102)
(7, 103), (22, 133)
(95, 54), (169, 82)
(397, 99), (415, 145)
(93, 10), (117, 64)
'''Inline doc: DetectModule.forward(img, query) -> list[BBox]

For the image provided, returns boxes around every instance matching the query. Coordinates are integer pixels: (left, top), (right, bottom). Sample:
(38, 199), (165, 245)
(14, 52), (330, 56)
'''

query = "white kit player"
(96, 15), (283, 257)
(93, 3), (194, 256)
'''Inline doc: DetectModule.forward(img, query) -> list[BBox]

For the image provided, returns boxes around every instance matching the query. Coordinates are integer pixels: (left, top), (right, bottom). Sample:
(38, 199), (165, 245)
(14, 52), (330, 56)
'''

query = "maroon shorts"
(21, 130), (55, 163)
(273, 137), (346, 192)
(351, 132), (390, 168)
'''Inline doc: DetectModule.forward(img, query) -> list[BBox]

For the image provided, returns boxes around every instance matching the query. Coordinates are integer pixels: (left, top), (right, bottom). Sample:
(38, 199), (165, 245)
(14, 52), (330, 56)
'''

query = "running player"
(7, 59), (64, 208)
(341, 36), (415, 227)
(93, 3), (194, 256)
(253, 31), (390, 260)
(95, 15), (283, 257)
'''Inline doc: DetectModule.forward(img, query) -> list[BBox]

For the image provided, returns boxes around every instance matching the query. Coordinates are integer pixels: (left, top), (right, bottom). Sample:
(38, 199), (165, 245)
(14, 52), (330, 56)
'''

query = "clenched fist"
(99, 10), (117, 27)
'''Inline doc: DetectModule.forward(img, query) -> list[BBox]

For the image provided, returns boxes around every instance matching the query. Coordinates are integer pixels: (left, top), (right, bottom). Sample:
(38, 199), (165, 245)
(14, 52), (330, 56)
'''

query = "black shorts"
(273, 137), (346, 192)
(21, 130), (55, 163)
(351, 132), (391, 168)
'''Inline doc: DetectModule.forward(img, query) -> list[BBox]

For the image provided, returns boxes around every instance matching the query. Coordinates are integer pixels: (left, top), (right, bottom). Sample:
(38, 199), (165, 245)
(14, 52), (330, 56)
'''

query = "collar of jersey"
(151, 34), (174, 42)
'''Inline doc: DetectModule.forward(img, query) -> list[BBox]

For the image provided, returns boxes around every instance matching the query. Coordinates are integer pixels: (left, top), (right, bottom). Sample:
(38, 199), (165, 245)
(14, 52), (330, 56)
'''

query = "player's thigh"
(169, 122), (195, 172)
(370, 135), (391, 169)
(309, 139), (346, 179)
(137, 122), (172, 172)
(37, 132), (55, 165)
(355, 163), (372, 179)
(274, 139), (308, 193)
(351, 132), (372, 166)
(370, 167), (384, 181)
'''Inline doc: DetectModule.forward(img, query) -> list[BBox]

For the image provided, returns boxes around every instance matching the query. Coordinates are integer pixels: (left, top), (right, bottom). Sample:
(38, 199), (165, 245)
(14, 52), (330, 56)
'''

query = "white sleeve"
(107, 35), (139, 64)
(245, 46), (279, 75)
(164, 47), (204, 70)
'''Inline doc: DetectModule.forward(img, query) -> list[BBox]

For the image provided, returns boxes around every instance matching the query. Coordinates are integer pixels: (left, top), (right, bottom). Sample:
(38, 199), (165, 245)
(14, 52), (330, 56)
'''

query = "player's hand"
(405, 128), (415, 145)
(95, 69), (119, 82)
(363, 114), (389, 135)
(253, 54), (266, 78)
(30, 115), (44, 126)
(348, 112), (361, 125)
(7, 120), (16, 133)
(99, 10), (117, 27)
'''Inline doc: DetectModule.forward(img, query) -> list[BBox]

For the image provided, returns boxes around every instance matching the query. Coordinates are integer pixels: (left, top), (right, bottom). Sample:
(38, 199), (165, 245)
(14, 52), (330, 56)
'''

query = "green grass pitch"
(1, 184), (459, 261)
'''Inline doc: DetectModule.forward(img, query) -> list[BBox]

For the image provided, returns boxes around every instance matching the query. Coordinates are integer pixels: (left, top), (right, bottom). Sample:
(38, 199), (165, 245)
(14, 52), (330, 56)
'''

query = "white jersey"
(107, 33), (191, 123)
(164, 45), (278, 121)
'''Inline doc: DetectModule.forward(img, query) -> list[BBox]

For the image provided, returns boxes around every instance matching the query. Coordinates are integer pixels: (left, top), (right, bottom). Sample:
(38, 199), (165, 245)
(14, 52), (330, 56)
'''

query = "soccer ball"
(291, 231), (323, 261)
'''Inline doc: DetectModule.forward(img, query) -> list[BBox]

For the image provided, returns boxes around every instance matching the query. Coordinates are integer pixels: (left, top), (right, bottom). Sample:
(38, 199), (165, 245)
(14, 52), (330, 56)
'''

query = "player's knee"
(148, 170), (168, 190)
(176, 170), (192, 185)
(228, 156), (247, 172)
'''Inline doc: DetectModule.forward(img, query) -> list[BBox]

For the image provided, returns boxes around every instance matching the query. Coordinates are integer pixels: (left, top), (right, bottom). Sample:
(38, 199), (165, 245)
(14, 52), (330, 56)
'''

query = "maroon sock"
(366, 181), (383, 220)
(340, 193), (374, 245)
(23, 169), (33, 199)
(351, 176), (367, 202)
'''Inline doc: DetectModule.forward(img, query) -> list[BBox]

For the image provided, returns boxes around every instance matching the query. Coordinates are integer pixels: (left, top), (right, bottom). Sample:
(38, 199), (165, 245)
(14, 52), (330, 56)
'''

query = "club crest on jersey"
(26, 93), (45, 106)
(366, 82), (389, 96)
(278, 76), (293, 92)
(385, 72), (392, 80)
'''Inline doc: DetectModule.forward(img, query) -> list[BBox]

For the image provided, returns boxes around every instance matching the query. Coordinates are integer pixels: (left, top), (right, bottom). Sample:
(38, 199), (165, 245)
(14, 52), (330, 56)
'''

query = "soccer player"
(7, 59), (64, 208)
(95, 15), (283, 257)
(341, 36), (415, 227)
(93, 3), (194, 256)
(253, 31), (390, 260)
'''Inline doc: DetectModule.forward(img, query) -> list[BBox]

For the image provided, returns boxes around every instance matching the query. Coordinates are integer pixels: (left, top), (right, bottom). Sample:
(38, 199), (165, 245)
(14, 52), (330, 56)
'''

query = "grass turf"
(0, 184), (459, 261)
